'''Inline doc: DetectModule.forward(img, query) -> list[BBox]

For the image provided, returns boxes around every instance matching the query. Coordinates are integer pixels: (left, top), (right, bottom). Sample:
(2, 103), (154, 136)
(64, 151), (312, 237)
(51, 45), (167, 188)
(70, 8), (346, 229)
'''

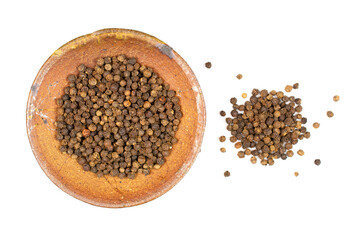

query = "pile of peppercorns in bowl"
(55, 54), (183, 179)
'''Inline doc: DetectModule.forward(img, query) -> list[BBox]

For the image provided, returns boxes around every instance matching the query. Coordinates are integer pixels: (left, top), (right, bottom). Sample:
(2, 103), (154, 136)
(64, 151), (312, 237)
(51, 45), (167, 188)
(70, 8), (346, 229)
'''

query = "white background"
(1, 0), (360, 239)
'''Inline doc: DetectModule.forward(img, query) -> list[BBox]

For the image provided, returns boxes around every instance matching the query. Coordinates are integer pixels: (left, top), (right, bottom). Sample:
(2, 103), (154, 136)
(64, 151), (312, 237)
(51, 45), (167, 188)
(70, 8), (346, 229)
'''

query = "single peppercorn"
(224, 171), (230, 177)
(220, 111), (226, 117)
(294, 172), (299, 177)
(88, 78), (97, 86)
(220, 147), (226, 153)
(82, 129), (90, 137)
(236, 74), (243, 80)
(242, 93), (247, 98)
(234, 142), (242, 149)
(230, 97), (237, 104)
(293, 83), (299, 89)
(314, 159), (321, 166)
(285, 85), (293, 92)
(297, 149), (304, 156)
(333, 95), (340, 102)
(219, 136), (226, 142)
(237, 151), (245, 158)
(205, 62), (212, 69)
(261, 160), (268, 166)
(268, 158), (275, 166)
(230, 136), (237, 143)
(327, 111), (334, 118)
(287, 150), (294, 157)
(313, 122), (320, 129)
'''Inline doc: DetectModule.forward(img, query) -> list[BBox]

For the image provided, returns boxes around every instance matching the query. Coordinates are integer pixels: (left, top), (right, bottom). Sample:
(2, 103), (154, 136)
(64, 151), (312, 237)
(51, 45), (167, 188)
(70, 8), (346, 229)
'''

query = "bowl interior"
(26, 29), (205, 208)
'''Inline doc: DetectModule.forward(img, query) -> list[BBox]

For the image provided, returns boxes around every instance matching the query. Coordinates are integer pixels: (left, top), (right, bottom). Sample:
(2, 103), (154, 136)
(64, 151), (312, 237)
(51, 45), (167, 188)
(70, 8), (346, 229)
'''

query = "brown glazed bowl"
(26, 28), (205, 208)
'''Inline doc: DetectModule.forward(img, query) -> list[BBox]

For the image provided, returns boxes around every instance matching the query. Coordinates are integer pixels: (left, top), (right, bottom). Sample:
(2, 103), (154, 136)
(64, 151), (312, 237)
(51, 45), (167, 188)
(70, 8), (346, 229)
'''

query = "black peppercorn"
(205, 62), (212, 69)
(327, 111), (334, 118)
(224, 171), (230, 177)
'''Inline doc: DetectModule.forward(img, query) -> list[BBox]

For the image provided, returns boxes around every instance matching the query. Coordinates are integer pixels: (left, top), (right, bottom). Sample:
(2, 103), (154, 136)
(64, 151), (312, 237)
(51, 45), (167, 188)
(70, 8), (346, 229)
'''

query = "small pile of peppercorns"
(55, 55), (182, 179)
(220, 88), (311, 166)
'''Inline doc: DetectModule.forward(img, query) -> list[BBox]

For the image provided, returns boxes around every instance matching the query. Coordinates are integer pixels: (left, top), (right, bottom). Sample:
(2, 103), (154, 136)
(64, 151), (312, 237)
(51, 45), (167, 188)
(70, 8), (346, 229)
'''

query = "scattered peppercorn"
(220, 111), (226, 117)
(236, 74), (243, 80)
(297, 149), (304, 156)
(242, 93), (247, 98)
(287, 150), (294, 157)
(234, 142), (242, 149)
(327, 111), (334, 118)
(268, 158), (275, 165)
(313, 122), (320, 129)
(220, 147), (226, 153)
(55, 54), (182, 179)
(250, 156), (257, 164)
(224, 171), (230, 177)
(230, 97), (237, 104)
(294, 172), (299, 177)
(285, 85), (293, 92)
(333, 95), (340, 102)
(205, 62), (212, 69)
(219, 136), (226, 142)
(314, 159), (321, 166)
(293, 83), (299, 89)
(237, 151), (245, 158)
(223, 88), (310, 165)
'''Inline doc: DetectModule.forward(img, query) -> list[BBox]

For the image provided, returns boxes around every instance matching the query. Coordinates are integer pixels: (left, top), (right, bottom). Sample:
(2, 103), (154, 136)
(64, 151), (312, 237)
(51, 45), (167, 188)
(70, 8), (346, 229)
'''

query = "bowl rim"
(26, 28), (206, 208)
